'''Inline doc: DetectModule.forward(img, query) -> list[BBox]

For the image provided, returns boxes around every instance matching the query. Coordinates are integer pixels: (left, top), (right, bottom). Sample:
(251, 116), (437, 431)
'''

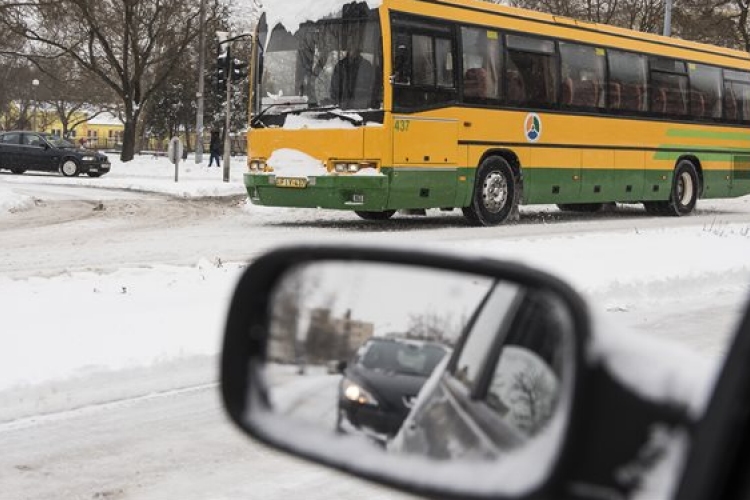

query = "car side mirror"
(220, 245), (593, 498)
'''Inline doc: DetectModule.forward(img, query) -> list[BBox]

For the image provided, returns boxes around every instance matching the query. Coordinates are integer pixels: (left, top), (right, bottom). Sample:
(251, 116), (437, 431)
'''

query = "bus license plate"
(276, 177), (308, 189)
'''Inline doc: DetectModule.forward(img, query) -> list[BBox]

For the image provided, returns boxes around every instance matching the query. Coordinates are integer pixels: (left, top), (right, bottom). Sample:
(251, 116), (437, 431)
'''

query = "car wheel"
(87, 172), (103, 178)
(355, 210), (396, 221)
(557, 203), (606, 213)
(644, 160), (699, 216)
(10, 168), (26, 175)
(463, 156), (517, 226)
(60, 159), (80, 177)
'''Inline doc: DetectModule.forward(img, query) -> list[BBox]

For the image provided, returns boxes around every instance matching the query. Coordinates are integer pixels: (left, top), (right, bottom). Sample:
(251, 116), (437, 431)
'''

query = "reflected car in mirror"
(337, 337), (450, 443)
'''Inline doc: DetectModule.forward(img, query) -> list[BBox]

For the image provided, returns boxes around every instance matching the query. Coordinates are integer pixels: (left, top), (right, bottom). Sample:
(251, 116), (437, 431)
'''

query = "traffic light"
(232, 60), (248, 83)
(217, 45), (230, 93)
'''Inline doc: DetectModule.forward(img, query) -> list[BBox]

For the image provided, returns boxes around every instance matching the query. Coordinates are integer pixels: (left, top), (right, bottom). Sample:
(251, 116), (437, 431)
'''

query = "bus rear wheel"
(355, 210), (396, 221)
(644, 160), (699, 216)
(463, 156), (517, 226)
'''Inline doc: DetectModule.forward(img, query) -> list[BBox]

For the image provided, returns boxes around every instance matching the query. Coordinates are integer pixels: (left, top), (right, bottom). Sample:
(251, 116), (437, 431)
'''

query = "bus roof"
(389, 0), (750, 64)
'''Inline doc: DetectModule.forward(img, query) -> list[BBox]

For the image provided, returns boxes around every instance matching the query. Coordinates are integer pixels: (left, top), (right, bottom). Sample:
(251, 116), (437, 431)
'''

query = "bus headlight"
(332, 161), (378, 174)
(249, 158), (267, 172)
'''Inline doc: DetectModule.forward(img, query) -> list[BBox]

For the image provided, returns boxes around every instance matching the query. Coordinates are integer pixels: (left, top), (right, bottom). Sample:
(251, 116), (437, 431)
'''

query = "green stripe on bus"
(666, 129), (750, 141)
(653, 145), (746, 161)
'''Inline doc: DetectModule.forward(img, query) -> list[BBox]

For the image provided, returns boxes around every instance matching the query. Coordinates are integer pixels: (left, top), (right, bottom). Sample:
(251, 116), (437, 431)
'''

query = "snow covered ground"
(1, 154), (750, 498)
(1, 154), (749, 413)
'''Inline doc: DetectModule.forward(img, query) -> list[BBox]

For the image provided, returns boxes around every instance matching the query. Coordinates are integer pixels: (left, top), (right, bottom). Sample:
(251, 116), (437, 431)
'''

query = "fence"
(79, 134), (248, 156)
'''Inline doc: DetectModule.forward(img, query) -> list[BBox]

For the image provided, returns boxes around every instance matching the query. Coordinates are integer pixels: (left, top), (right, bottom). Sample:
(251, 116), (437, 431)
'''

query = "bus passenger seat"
(726, 90), (739, 120)
(691, 91), (706, 117)
(464, 68), (488, 99)
(666, 88), (687, 115)
(507, 71), (526, 102)
(562, 77), (574, 105)
(573, 80), (598, 107)
(608, 82), (621, 109)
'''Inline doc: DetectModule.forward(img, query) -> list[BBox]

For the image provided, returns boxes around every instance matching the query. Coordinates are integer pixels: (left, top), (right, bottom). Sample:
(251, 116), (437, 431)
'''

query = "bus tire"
(355, 210), (396, 221)
(557, 203), (605, 213)
(463, 156), (517, 226)
(645, 160), (699, 216)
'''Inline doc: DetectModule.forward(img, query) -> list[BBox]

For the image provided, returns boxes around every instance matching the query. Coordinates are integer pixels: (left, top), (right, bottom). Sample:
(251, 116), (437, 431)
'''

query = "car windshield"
(359, 340), (447, 377)
(255, 6), (383, 123)
(43, 135), (76, 148)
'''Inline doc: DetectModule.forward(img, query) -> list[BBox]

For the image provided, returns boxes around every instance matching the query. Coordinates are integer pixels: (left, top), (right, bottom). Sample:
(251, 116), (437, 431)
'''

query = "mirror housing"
(221, 245), (595, 499)
(221, 246), (701, 500)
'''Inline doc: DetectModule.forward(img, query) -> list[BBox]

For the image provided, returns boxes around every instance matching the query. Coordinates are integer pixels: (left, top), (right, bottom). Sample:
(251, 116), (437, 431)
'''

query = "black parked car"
(0, 131), (110, 177)
(337, 337), (450, 441)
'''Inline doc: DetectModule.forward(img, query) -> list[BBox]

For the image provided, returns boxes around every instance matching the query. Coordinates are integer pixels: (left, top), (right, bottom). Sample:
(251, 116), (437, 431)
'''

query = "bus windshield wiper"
(293, 106), (365, 126)
(253, 104), (366, 127)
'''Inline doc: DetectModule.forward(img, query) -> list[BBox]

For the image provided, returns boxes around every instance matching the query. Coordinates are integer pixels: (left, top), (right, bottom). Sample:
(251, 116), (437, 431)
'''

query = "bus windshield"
(256, 9), (383, 125)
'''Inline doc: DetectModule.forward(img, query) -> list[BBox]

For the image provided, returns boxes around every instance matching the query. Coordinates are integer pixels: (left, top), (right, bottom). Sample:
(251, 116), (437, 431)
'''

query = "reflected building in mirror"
(306, 308), (374, 363)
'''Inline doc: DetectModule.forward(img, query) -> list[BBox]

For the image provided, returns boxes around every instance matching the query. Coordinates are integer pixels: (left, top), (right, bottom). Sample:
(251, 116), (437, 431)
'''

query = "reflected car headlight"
(342, 378), (378, 406)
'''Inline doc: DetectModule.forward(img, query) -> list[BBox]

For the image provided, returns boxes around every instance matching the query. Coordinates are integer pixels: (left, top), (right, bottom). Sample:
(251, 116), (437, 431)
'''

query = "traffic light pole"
(195, 0), (206, 164)
(223, 52), (233, 183)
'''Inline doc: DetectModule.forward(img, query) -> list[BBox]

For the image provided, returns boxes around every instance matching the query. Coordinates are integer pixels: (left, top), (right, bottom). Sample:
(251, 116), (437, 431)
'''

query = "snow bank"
(0, 154), (249, 201)
(0, 187), (34, 213)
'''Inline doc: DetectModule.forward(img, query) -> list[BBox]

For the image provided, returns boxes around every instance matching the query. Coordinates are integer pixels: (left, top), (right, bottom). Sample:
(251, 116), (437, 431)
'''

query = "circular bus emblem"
(524, 113), (542, 142)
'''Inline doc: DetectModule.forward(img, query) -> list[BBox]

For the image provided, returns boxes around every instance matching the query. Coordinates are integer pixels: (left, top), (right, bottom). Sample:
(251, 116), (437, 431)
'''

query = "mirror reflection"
(264, 261), (574, 464)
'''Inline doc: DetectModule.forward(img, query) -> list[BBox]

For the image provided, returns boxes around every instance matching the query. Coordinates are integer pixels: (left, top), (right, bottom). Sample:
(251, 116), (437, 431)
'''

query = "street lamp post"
(195, 0), (206, 164)
(663, 0), (673, 36)
(31, 79), (39, 132)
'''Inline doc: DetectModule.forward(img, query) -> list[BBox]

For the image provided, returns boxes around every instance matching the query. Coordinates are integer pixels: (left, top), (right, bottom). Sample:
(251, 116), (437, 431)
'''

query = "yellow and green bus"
(245, 0), (750, 225)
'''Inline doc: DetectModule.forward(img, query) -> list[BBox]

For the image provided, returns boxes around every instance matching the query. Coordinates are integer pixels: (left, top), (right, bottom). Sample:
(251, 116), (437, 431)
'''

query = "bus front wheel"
(644, 160), (699, 216)
(463, 156), (517, 226)
(355, 210), (396, 221)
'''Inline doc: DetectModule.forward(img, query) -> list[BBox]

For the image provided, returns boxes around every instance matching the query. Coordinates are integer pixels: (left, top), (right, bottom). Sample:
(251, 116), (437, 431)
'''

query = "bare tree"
(499, 0), (749, 45)
(0, 0), (222, 161)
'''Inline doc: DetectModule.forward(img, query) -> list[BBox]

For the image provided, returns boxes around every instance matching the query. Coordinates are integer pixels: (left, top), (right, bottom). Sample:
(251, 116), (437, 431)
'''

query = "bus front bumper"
(244, 173), (390, 211)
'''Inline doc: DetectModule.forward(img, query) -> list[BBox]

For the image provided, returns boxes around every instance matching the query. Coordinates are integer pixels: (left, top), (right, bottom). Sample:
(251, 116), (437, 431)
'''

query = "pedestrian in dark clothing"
(209, 131), (221, 167)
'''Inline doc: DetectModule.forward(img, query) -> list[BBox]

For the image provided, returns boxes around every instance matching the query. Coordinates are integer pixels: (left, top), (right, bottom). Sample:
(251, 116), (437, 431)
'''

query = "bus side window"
(689, 64), (722, 120)
(460, 26), (502, 102)
(505, 34), (557, 108)
(608, 50), (648, 113)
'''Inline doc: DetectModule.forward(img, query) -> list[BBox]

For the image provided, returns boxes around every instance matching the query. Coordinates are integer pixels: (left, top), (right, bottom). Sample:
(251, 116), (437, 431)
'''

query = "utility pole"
(663, 0), (673, 37)
(223, 51), (233, 183)
(195, 0), (206, 163)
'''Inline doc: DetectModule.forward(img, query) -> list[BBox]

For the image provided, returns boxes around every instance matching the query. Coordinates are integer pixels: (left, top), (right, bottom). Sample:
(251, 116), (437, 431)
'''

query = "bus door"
(580, 150), (615, 202)
(392, 116), (460, 208)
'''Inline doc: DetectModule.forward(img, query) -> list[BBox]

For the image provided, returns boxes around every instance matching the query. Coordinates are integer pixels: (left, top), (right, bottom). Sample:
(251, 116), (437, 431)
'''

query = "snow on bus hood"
(263, 0), (383, 34)
(265, 148), (384, 177)
(267, 149), (327, 176)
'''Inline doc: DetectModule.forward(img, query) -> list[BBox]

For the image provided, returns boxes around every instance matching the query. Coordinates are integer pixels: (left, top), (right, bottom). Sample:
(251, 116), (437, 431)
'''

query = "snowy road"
(2, 186), (750, 279)
(2, 161), (750, 499)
